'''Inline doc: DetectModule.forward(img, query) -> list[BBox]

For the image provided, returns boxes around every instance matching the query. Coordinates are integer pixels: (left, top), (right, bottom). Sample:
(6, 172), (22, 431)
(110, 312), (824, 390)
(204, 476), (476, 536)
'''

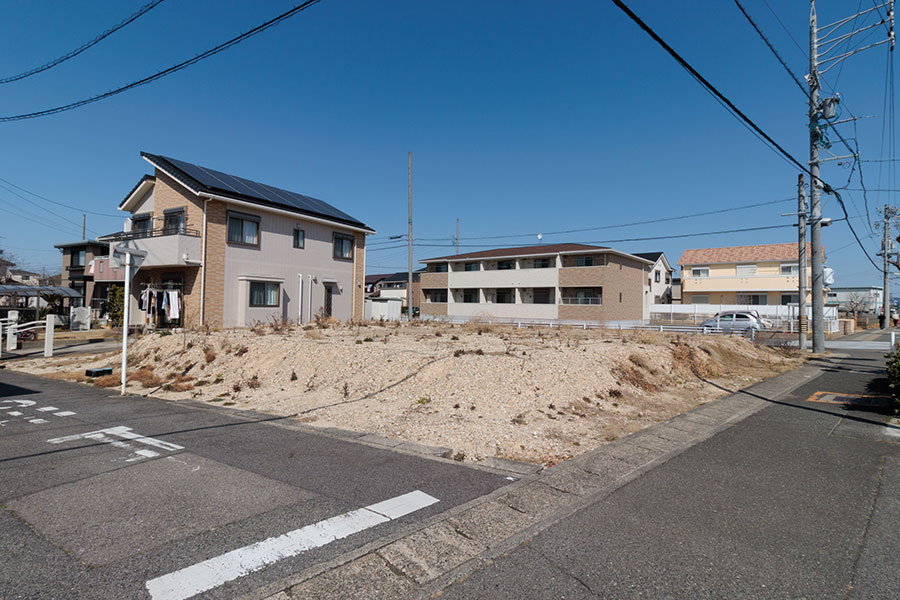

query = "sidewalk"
(253, 342), (899, 600)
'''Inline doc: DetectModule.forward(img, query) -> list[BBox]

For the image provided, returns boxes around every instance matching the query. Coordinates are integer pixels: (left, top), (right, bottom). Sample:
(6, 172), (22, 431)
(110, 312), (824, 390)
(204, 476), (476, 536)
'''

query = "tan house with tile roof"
(678, 242), (826, 306)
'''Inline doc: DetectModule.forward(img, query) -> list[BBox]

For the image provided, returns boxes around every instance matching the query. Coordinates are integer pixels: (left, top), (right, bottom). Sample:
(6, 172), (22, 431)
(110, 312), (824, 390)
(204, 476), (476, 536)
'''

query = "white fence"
(0, 315), (55, 358)
(650, 303), (839, 334)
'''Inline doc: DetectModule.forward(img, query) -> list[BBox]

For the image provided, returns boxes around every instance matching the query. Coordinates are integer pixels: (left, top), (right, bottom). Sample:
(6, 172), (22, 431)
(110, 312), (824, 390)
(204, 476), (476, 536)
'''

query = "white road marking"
(1, 400), (35, 408)
(28, 419), (48, 424)
(54, 411), (76, 417)
(145, 490), (439, 600)
(37, 406), (59, 412)
(47, 426), (184, 463)
(8, 411), (22, 417)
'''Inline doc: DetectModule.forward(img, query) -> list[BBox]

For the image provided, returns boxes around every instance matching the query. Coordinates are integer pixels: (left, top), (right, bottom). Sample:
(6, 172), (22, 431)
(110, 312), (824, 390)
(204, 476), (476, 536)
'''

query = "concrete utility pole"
(882, 206), (897, 327)
(407, 152), (413, 318)
(798, 174), (808, 349)
(456, 218), (460, 254)
(82, 214), (86, 240)
(809, 1), (825, 354)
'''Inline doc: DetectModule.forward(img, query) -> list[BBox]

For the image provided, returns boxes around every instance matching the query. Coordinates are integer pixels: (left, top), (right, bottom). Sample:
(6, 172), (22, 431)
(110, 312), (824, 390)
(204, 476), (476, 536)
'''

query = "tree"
(844, 292), (872, 316)
(107, 284), (125, 327)
(38, 293), (63, 318)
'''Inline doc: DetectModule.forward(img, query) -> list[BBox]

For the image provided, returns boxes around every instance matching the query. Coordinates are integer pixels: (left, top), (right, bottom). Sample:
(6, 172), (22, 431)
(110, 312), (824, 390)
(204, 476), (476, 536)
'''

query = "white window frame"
(691, 267), (710, 278)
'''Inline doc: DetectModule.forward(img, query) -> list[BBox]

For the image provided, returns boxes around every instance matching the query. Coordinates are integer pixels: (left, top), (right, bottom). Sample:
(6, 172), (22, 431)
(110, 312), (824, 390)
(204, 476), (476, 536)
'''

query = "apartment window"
(249, 281), (280, 307)
(533, 288), (554, 304)
(654, 270), (660, 283)
(780, 263), (799, 275)
(495, 288), (515, 303)
(619, 292), (622, 302)
(781, 293), (800, 305)
(293, 228), (305, 249)
(462, 289), (479, 303)
(737, 293), (767, 305)
(429, 263), (448, 273)
(575, 255), (594, 267)
(333, 233), (353, 259)
(534, 258), (552, 269)
(424, 289), (447, 303)
(70, 250), (85, 267)
(736, 264), (757, 277)
(227, 212), (260, 246)
(464, 262), (479, 271)
(692, 295), (710, 304)
(163, 208), (185, 234)
(691, 267), (710, 278)
(497, 260), (515, 270)
(131, 214), (151, 237)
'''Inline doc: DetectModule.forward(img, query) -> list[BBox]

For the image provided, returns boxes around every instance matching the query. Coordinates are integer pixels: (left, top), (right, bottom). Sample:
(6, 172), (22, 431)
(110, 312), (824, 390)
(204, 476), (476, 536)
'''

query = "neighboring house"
(671, 277), (682, 303)
(373, 271), (421, 311)
(826, 286), (883, 313)
(102, 152), (374, 329)
(54, 239), (119, 312)
(7, 269), (41, 286)
(633, 252), (674, 304)
(365, 274), (391, 296)
(418, 244), (654, 322)
(678, 242), (825, 306)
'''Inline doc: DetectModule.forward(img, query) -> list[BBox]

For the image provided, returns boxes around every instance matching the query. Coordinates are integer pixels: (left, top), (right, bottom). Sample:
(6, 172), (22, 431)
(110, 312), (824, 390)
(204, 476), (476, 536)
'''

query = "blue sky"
(0, 0), (895, 286)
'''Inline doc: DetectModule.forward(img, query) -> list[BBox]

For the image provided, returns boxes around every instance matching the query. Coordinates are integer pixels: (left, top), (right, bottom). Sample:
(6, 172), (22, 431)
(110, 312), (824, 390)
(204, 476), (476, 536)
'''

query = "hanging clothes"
(140, 289), (149, 311)
(167, 290), (180, 320)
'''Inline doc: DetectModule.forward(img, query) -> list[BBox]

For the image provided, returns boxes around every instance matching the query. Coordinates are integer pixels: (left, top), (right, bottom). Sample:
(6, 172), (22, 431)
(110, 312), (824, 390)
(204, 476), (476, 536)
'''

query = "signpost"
(111, 245), (147, 396)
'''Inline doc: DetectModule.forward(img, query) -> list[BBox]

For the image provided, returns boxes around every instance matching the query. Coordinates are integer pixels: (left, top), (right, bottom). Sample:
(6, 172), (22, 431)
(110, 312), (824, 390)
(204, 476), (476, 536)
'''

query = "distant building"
(633, 252), (674, 304)
(826, 286), (883, 313)
(418, 243), (654, 322)
(54, 239), (117, 313)
(678, 242), (827, 306)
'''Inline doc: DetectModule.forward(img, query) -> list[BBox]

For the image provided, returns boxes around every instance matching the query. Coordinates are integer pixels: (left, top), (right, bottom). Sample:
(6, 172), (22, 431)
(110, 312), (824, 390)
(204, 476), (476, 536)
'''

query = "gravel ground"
(9, 321), (803, 466)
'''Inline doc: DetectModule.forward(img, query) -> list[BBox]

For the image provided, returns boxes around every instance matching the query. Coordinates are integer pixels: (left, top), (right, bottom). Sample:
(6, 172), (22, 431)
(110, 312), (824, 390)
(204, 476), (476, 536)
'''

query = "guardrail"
(0, 315), (55, 358)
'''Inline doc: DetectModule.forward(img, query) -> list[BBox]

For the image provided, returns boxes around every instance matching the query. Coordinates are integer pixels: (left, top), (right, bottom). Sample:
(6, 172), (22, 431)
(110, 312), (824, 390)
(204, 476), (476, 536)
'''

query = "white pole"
(6, 321), (16, 352)
(44, 314), (54, 358)
(121, 252), (131, 395)
(298, 274), (304, 324)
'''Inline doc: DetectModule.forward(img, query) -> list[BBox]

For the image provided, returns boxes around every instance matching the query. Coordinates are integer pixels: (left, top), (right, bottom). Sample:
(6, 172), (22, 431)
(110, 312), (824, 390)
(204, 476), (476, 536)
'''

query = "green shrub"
(886, 351), (900, 401)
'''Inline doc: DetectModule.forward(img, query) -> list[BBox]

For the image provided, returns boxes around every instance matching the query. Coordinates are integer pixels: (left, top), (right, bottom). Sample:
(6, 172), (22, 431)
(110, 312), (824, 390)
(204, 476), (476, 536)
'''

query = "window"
(619, 292), (622, 302)
(425, 289), (447, 303)
(70, 250), (85, 267)
(464, 262), (479, 271)
(463, 289), (479, 303)
(497, 260), (514, 270)
(575, 255), (594, 267)
(533, 288), (554, 304)
(428, 263), (448, 273)
(692, 295), (710, 304)
(227, 212), (260, 246)
(163, 209), (185, 234)
(781, 293), (800, 305)
(655, 270), (660, 283)
(737, 293), (767, 305)
(249, 282), (280, 307)
(293, 228), (305, 249)
(495, 288), (515, 303)
(736, 264), (757, 277)
(132, 215), (151, 236)
(691, 267), (710, 278)
(333, 233), (353, 259)
(534, 258), (552, 269)
(780, 263), (799, 275)
(665, 274), (671, 284)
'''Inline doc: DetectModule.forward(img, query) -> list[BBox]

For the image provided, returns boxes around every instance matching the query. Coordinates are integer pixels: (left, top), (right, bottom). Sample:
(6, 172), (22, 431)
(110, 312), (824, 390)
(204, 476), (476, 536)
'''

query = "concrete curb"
(244, 362), (824, 600)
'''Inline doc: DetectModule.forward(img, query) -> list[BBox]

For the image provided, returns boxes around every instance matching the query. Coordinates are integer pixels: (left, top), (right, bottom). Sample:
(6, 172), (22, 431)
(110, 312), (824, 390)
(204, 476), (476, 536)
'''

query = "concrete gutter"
(245, 362), (824, 600)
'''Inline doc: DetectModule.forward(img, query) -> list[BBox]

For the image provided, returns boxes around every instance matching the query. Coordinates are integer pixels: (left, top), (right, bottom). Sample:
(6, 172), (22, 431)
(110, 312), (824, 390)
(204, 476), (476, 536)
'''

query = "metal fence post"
(44, 315), (54, 358)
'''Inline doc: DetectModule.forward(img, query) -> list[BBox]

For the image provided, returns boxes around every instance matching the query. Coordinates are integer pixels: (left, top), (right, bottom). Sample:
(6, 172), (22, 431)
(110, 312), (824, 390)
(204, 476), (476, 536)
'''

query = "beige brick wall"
(153, 170), (204, 229)
(204, 200), (227, 328)
(421, 302), (448, 316)
(353, 232), (366, 320)
(558, 254), (645, 321)
(420, 272), (448, 288)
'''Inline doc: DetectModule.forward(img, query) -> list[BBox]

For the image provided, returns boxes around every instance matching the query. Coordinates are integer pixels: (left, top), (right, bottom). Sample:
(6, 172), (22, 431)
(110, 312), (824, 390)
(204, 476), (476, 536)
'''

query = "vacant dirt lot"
(10, 321), (802, 466)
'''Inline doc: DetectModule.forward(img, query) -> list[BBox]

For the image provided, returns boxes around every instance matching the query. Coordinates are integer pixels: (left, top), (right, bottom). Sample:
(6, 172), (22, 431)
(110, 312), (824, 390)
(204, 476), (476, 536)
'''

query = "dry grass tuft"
(205, 347), (217, 363)
(305, 329), (326, 340)
(93, 374), (119, 388)
(130, 367), (163, 388)
(611, 361), (659, 393)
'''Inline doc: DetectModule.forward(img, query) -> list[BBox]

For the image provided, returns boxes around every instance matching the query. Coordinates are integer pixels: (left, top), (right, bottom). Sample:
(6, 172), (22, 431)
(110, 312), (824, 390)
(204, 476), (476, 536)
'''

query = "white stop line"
(145, 490), (439, 600)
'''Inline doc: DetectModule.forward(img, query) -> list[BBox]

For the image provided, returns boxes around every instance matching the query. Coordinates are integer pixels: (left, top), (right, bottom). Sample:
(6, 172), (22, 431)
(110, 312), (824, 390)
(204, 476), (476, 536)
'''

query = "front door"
(324, 284), (333, 318)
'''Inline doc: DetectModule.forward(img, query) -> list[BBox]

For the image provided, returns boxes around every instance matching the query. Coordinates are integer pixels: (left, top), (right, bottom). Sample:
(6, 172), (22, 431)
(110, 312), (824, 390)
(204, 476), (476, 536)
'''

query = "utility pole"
(809, 1), (825, 354)
(798, 174), (808, 349)
(456, 218), (459, 254)
(882, 206), (897, 327)
(407, 152), (413, 319)
(82, 214), (86, 241)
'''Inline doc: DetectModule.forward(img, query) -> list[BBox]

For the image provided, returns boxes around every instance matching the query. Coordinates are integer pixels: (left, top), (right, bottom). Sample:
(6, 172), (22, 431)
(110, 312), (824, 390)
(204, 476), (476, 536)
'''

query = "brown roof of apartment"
(678, 242), (818, 265)
(422, 243), (609, 262)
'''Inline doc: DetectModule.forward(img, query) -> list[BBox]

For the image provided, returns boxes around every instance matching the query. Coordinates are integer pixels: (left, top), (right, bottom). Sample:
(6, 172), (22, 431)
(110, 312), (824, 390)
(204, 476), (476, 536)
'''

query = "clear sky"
(0, 0), (895, 287)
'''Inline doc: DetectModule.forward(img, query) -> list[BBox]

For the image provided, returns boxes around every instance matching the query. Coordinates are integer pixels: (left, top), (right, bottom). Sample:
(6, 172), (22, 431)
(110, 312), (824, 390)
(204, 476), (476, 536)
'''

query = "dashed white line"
(8, 411), (22, 417)
(37, 406), (59, 412)
(54, 411), (76, 417)
(28, 419), (48, 424)
(145, 490), (439, 600)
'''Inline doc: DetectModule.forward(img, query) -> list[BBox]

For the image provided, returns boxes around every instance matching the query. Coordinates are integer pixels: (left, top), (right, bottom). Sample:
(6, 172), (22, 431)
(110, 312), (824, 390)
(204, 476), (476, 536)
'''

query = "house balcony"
(682, 275), (808, 293)
(104, 226), (202, 269)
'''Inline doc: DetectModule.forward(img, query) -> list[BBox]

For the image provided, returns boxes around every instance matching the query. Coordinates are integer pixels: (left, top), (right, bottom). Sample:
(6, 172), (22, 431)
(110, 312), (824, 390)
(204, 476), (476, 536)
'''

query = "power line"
(733, 0), (809, 97)
(611, 0), (883, 273)
(0, 0), (322, 122)
(0, 181), (102, 236)
(762, 0), (808, 59)
(0, 0), (166, 85)
(0, 176), (120, 217)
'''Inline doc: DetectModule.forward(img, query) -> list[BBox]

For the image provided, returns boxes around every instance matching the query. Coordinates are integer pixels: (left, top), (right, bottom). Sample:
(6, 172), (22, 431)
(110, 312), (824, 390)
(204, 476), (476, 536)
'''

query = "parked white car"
(700, 311), (767, 332)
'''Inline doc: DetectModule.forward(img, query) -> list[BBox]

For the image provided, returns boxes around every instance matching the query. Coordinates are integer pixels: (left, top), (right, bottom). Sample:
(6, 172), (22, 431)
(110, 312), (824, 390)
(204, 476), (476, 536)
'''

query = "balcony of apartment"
(448, 287), (557, 319)
(449, 262), (557, 289)
(682, 274), (808, 293)
(103, 216), (202, 269)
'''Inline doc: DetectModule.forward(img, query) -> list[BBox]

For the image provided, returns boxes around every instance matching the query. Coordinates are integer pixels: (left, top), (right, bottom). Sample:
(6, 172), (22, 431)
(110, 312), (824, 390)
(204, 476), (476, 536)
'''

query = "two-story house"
(54, 239), (119, 311)
(418, 244), (653, 322)
(678, 242), (825, 306)
(634, 252), (674, 304)
(104, 152), (374, 329)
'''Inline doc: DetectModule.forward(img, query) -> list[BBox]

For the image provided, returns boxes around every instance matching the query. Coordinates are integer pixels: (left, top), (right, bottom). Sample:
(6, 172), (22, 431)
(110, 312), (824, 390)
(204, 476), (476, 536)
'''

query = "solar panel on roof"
(147, 153), (368, 228)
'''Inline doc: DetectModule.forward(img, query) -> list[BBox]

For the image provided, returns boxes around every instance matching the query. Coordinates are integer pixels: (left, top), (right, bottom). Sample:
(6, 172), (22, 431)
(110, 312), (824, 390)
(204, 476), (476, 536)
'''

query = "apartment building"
(418, 244), (654, 322)
(101, 152), (374, 329)
(826, 286), (883, 313)
(678, 242), (826, 305)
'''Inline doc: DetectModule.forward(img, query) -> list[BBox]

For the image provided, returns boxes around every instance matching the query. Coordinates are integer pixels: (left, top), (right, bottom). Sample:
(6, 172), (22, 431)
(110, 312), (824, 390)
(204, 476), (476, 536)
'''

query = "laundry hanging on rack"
(167, 290), (180, 320)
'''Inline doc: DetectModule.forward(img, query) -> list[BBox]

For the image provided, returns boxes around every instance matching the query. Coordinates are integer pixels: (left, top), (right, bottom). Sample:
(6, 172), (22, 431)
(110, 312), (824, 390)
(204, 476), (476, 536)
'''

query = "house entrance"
(324, 284), (334, 318)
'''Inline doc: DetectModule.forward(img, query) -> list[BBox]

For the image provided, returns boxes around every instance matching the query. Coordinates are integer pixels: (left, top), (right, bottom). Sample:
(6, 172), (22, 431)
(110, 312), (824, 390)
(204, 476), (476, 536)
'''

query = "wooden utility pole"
(798, 174), (807, 349)
(407, 152), (413, 318)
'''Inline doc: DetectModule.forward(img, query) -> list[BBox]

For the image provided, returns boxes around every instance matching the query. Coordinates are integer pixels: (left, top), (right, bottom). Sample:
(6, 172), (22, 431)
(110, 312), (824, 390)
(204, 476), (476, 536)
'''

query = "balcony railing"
(561, 297), (602, 305)
(104, 225), (200, 242)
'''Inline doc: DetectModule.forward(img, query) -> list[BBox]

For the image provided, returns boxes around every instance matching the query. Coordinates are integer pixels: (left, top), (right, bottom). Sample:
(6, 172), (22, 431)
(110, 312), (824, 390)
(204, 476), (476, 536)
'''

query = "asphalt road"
(0, 370), (510, 600)
(438, 342), (900, 599)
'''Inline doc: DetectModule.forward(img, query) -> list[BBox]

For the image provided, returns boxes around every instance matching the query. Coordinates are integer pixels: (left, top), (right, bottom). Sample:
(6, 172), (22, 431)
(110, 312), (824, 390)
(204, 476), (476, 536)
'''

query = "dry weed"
(93, 374), (119, 388)
(130, 367), (163, 388)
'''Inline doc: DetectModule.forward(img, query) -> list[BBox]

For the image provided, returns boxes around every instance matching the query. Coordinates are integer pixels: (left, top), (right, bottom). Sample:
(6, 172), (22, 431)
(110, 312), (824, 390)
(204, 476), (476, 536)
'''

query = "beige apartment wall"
(558, 254), (645, 321)
(204, 200), (227, 328)
(420, 272), (448, 289)
(353, 232), (366, 320)
(421, 302), (448, 317)
(153, 170), (204, 229)
(683, 275), (805, 293)
(683, 290), (824, 305)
